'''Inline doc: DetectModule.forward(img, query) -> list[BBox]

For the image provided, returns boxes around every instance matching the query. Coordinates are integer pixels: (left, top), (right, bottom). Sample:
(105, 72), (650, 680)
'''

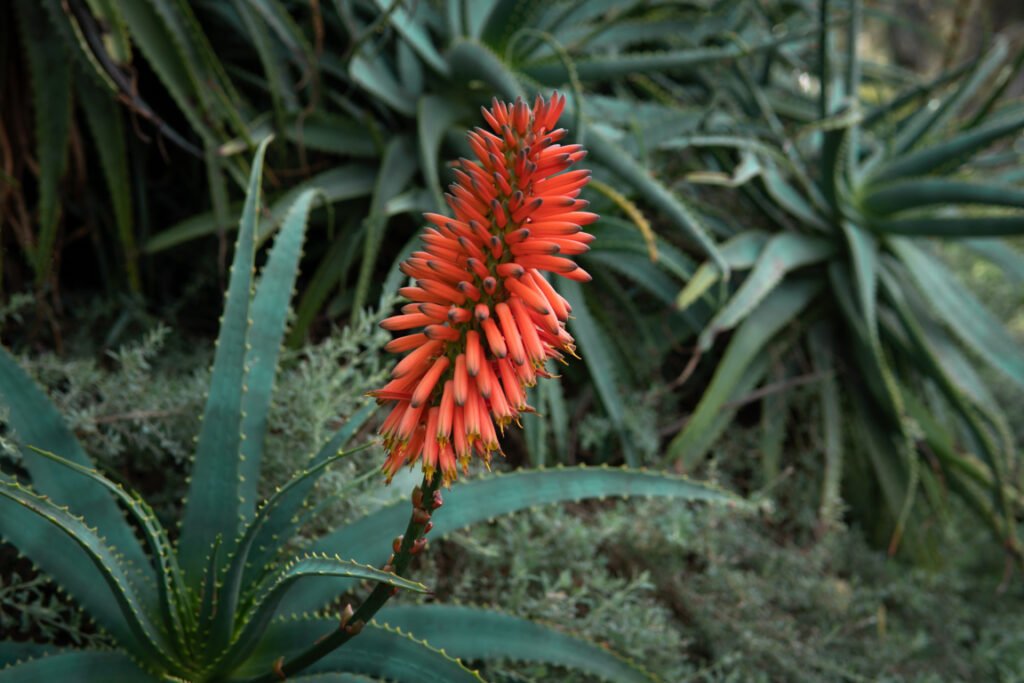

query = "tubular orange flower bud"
(373, 92), (595, 486)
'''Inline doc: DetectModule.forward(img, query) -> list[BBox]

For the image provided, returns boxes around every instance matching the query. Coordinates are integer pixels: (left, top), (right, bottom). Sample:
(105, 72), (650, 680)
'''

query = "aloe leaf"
(869, 109), (1024, 183)
(24, 446), (191, 653)
(236, 620), (483, 682)
(0, 346), (153, 585)
(78, 77), (140, 291)
(0, 643), (57, 668)
(145, 164), (375, 253)
(115, 0), (215, 143)
(178, 138), (271, 583)
(0, 650), (153, 682)
(676, 231), (770, 310)
(240, 404), (377, 590)
(584, 127), (727, 275)
(350, 51), (416, 116)
(371, 0), (449, 75)
(16, 0), (73, 284)
(809, 329), (843, 523)
(352, 136), (419, 313)
(286, 467), (744, 616)
(222, 417), (375, 645)
(522, 24), (821, 82)
(669, 280), (821, 469)
(558, 278), (634, 465)
(890, 38), (1007, 156)
(963, 238), (1024, 283)
(287, 222), (364, 346)
(583, 252), (679, 305)
(892, 238), (1024, 391)
(211, 557), (428, 676)
(448, 38), (526, 104)
(698, 234), (834, 351)
(379, 604), (656, 683)
(281, 113), (378, 157)
(239, 190), (319, 519)
(870, 215), (1024, 237)
(481, 0), (545, 54)
(0, 480), (180, 673)
(418, 95), (464, 209)
(861, 179), (1024, 215)
(230, 0), (298, 131)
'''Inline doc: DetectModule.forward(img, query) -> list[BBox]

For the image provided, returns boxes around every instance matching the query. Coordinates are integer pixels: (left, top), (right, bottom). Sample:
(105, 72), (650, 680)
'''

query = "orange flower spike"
(373, 92), (595, 485)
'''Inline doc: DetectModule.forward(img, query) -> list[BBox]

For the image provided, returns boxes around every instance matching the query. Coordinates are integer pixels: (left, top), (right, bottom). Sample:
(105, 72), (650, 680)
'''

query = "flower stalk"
(250, 474), (442, 682)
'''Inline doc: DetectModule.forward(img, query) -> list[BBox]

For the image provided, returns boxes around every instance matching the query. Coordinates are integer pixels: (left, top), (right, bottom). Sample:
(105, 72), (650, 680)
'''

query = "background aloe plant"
(0, 140), (741, 682)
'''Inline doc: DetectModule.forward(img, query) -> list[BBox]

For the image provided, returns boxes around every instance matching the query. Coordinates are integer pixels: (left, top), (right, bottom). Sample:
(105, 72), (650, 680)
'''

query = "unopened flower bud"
(412, 507), (431, 524)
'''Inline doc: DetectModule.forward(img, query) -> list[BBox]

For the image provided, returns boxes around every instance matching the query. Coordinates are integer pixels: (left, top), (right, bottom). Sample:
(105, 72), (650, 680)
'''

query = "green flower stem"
(247, 473), (442, 682)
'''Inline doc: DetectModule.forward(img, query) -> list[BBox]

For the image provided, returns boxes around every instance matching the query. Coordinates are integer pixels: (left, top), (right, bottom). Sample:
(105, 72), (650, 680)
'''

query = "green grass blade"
(234, 620), (483, 682)
(239, 190), (319, 520)
(0, 346), (153, 585)
(0, 651), (152, 682)
(668, 280), (821, 469)
(698, 234), (834, 351)
(16, 0), (73, 285)
(379, 605), (656, 683)
(178, 138), (272, 584)
(285, 467), (745, 616)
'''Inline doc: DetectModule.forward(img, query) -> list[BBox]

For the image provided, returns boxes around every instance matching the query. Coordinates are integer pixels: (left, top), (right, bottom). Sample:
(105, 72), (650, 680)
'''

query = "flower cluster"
(372, 93), (595, 485)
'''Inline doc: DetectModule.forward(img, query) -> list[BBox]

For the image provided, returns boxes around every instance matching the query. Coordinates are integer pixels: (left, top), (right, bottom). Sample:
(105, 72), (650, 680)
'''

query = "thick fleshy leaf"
(0, 480), (179, 673)
(698, 234), (834, 351)
(239, 190), (319, 519)
(0, 650), (153, 682)
(210, 557), (428, 677)
(284, 467), (745, 616)
(669, 280), (821, 469)
(178, 138), (272, 583)
(893, 238), (1024, 391)
(379, 605), (656, 683)
(0, 347), (153, 587)
(16, 0), (73, 284)
(234, 621), (483, 683)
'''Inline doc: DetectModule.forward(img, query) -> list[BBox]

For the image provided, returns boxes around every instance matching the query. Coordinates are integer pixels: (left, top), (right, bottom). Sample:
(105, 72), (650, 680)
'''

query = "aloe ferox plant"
(0, 120), (741, 680)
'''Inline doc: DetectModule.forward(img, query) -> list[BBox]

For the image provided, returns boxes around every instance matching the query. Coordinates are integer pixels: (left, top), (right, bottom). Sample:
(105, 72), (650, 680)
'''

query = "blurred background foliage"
(2, 0), (1024, 680)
